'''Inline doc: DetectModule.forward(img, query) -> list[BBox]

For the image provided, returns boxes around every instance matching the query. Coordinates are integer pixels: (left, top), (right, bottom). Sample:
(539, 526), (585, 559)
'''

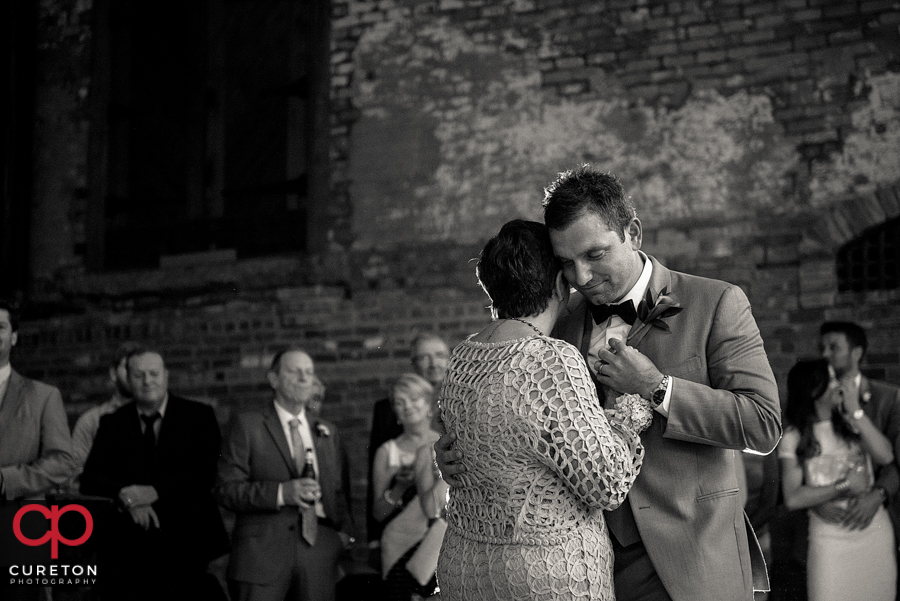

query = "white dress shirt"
(586, 255), (673, 415)
(0, 363), (11, 411)
(274, 402), (324, 517)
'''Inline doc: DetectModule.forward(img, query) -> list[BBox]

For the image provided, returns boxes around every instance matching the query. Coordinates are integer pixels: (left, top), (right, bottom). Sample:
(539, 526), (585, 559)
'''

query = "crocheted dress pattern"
(436, 335), (645, 601)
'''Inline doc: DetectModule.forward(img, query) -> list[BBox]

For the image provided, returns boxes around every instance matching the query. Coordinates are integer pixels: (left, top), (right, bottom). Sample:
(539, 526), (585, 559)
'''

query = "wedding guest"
(216, 348), (353, 601)
(69, 343), (137, 488)
(81, 348), (229, 601)
(371, 373), (441, 601)
(438, 167), (782, 601)
(436, 219), (647, 600)
(818, 322), (900, 533)
(367, 334), (450, 545)
(778, 358), (896, 601)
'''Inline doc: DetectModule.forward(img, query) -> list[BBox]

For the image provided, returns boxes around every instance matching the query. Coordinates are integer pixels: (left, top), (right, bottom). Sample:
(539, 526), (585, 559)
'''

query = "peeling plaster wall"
(336, 0), (900, 249)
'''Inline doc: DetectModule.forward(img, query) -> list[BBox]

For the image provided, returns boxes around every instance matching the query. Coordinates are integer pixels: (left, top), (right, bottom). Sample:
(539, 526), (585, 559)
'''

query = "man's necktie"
(289, 418), (317, 546)
(141, 413), (160, 451)
(589, 300), (637, 326)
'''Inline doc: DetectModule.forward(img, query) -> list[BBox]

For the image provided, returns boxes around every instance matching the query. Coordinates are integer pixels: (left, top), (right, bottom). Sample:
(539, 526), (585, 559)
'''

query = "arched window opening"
(837, 216), (900, 292)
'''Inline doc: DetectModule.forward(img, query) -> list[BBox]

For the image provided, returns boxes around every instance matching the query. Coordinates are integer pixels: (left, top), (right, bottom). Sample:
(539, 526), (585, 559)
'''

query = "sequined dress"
(436, 335), (645, 601)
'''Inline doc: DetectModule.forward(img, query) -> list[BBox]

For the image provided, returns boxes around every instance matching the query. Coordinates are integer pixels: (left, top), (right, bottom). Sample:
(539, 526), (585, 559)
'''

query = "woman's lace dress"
(436, 335), (645, 601)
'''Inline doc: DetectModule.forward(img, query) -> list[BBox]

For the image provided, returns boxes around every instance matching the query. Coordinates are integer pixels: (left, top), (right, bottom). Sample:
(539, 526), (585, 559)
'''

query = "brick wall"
(18, 0), (900, 539)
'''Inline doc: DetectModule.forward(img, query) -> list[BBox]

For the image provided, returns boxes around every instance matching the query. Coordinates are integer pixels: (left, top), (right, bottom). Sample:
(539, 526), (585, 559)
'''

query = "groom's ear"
(552, 271), (568, 301)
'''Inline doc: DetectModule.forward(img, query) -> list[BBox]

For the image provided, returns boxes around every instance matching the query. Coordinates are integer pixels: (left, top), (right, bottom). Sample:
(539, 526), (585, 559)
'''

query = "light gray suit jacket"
(0, 369), (75, 499)
(553, 254), (782, 601)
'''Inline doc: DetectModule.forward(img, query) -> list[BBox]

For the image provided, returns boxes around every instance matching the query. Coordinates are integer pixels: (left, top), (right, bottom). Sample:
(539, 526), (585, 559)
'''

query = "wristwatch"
(650, 375), (670, 409)
(850, 409), (865, 420)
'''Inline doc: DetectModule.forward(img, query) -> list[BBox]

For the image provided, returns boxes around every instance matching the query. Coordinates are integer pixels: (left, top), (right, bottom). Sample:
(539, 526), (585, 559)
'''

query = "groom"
(437, 166), (781, 601)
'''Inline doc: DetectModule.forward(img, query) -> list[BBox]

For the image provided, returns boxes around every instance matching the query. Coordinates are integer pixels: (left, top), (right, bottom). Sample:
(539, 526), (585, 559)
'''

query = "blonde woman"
(371, 373), (441, 600)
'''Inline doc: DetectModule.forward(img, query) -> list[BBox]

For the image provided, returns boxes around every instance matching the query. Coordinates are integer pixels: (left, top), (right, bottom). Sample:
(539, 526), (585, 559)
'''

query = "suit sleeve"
(155, 403), (221, 502)
(215, 414), (281, 513)
(663, 284), (782, 453)
(1, 385), (75, 499)
(80, 413), (126, 498)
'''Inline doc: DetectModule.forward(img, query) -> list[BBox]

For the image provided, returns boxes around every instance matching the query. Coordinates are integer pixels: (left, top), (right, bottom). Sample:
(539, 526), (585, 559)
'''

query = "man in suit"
(217, 347), (352, 601)
(69, 343), (136, 490)
(818, 321), (900, 544)
(438, 167), (782, 601)
(0, 301), (75, 601)
(80, 348), (229, 601)
(366, 333), (449, 545)
(0, 300), (75, 501)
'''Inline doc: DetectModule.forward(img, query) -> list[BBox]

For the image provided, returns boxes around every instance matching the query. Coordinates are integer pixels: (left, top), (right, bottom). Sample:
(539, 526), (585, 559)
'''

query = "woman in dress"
(371, 373), (441, 600)
(436, 219), (648, 601)
(778, 358), (896, 601)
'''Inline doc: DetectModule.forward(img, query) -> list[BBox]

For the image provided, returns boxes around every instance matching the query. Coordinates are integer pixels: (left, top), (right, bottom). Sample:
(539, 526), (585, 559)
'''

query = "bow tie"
(589, 300), (637, 326)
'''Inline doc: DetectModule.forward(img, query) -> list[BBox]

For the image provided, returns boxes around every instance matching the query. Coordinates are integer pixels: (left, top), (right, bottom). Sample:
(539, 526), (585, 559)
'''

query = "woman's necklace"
(509, 317), (544, 337)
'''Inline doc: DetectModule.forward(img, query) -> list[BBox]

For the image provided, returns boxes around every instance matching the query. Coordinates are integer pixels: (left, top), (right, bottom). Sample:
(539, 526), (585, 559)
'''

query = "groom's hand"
(596, 337), (663, 399)
(434, 432), (465, 486)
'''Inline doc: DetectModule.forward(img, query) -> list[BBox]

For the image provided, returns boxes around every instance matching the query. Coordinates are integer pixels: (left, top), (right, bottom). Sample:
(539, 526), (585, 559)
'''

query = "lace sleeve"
(527, 340), (644, 511)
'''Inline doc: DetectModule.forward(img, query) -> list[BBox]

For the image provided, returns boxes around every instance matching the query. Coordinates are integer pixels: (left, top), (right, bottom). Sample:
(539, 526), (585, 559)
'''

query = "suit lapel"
(263, 405), (298, 477)
(628, 254), (674, 350)
(0, 371), (27, 456)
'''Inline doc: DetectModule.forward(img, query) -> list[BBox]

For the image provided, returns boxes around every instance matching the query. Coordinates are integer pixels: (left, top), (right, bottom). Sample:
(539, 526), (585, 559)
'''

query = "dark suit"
(80, 395), (229, 600)
(859, 377), (900, 572)
(554, 254), (782, 601)
(367, 397), (403, 542)
(0, 370), (74, 499)
(216, 404), (351, 601)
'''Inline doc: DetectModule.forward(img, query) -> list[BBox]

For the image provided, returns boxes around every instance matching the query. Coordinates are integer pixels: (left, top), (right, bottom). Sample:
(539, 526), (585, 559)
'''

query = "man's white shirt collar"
(0, 363), (11, 385)
(621, 252), (653, 311)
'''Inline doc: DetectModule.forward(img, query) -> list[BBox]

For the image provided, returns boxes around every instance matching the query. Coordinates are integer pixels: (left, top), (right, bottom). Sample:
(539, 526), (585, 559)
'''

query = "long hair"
(785, 358), (859, 460)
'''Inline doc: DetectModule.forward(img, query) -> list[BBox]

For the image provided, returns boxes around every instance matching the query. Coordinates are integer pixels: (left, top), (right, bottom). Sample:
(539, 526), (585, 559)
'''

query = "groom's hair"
(542, 165), (636, 242)
(477, 219), (561, 319)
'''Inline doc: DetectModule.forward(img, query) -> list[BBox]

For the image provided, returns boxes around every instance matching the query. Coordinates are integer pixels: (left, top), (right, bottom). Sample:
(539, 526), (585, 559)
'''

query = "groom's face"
(549, 211), (643, 306)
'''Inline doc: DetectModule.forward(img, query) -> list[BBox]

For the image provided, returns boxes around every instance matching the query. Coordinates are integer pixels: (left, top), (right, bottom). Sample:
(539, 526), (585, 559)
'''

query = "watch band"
(650, 375), (670, 409)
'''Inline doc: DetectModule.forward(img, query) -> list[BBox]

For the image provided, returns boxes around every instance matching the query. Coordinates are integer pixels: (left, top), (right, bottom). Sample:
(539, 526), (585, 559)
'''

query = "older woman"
(371, 373), (441, 600)
(435, 219), (648, 601)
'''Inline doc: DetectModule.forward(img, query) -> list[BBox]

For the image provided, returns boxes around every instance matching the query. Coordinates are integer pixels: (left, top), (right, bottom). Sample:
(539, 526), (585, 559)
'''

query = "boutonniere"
(314, 422), (331, 438)
(627, 286), (683, 343)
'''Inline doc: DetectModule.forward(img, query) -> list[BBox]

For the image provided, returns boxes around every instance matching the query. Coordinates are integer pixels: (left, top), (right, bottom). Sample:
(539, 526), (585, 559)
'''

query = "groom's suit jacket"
(215, 404), (351, 585)
(0, 370), (75, 499)
(554, 254), (782, 601)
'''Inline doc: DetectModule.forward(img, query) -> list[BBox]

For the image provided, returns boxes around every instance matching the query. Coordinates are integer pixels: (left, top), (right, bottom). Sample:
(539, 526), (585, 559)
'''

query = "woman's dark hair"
(476, 219), (561, 319)
(785, 358), (858, 460)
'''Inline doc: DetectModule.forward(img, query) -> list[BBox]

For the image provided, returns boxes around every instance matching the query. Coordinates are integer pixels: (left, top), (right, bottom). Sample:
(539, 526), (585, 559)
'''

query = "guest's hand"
(812, 500), (847, 524)
(841, 490), (881, 531)
(284, 478), (322, 507)
(842, 463), (870, 496)
(119, 484), (159, 508)
(596, 338), (663, 399)
(434, 433), (465, 486)
(128, 504), (160, 530)
(838, 376), (862, 414)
